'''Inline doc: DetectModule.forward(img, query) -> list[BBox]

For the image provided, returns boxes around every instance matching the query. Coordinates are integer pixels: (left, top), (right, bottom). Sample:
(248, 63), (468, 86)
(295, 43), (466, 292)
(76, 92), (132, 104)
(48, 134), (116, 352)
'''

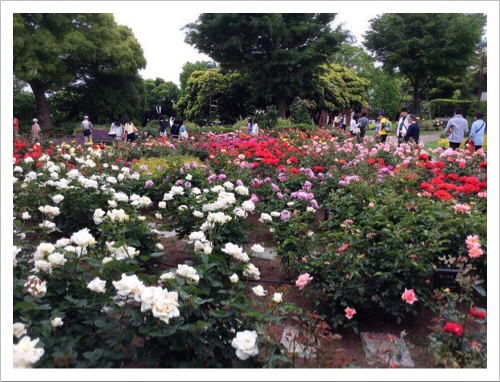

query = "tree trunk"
(412, 80), (420, 118)
(29, 80), (52, 129)
(275, 95), (287, 119)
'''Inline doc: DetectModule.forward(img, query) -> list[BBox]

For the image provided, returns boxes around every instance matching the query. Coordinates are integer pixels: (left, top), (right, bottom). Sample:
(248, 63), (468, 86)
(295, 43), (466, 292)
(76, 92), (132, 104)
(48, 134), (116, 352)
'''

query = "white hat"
(33, 118), (38, 123)
(84, 115), (89, 119)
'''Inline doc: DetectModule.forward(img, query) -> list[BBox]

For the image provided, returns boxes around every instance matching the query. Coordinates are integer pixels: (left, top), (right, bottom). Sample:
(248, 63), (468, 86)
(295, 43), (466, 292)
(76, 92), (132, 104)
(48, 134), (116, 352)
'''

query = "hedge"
(429, 99), (487, 118)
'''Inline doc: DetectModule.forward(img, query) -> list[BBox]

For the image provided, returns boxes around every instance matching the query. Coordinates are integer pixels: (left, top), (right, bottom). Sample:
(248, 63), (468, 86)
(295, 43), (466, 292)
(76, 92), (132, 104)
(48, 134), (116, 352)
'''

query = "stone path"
(360, 332), (414, 368)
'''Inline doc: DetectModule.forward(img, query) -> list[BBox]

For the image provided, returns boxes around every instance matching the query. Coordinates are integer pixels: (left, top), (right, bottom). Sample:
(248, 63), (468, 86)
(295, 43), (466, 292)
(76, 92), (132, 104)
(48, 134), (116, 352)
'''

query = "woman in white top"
(251, 118), (259, 137)
(350, 116), (358, 136)
(109, 118), (123, 140)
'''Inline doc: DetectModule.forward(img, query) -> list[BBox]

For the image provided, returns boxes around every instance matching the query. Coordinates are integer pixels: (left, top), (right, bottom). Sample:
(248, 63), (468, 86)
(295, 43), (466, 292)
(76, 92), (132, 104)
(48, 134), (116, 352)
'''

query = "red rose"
(470, 306), (486, 320)
(444, 322), (464, 336)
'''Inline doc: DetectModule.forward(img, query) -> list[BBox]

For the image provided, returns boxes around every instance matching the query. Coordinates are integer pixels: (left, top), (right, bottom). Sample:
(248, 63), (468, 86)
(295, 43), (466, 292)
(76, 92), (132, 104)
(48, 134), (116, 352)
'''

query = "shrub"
(429, 99), (477, 118)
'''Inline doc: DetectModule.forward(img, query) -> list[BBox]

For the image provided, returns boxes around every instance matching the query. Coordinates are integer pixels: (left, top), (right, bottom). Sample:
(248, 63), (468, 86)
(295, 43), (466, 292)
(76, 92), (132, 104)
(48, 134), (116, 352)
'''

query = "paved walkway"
(419, 133), (441, 143)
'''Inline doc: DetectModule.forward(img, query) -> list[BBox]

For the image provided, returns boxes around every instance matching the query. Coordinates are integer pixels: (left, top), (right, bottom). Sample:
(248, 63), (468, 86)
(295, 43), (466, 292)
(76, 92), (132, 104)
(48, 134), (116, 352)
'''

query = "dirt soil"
(157, 213), (447, 368)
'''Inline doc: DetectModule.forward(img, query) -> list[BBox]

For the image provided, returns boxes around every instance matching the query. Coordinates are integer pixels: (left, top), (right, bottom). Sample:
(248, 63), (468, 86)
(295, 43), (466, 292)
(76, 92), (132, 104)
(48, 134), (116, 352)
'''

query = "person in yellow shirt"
(376, 112), (389, 143)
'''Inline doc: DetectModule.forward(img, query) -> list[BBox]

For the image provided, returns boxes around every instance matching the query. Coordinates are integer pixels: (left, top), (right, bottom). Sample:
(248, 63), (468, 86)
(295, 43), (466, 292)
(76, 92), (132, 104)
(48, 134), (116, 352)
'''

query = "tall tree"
(176, 68), (253, 125)
(363, 13), (485, 116)
(183, 13), (346, 118)
(179, 61), (211, 93)
(144, 78), (180, 119)
(13, 13), (146, 128)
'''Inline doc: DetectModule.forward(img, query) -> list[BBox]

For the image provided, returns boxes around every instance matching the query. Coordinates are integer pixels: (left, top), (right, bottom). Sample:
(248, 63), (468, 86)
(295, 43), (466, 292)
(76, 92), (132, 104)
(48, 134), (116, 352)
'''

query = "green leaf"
(472, 284), (486, 297)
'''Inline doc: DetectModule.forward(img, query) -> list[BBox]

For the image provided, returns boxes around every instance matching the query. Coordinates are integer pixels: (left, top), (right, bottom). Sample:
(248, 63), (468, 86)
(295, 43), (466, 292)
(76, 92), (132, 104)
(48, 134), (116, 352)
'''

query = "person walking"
(159, 117), (167, 138)
(444, 107), (469, 150)
(468, 112), (486, 151)
(179, 120), (188, 139)
(81, 115), (93, 143)
(31, 118), (41, 140)
(349, 114), (358, 138)
(14, 117), (20, 139)
(397, 108), (409, 146)
(404, 114), (420, 144)
(251, 117), (259, 137)
(170, 119), (181, 139)
(357, 111), (369, 142)
(109, 117), (123, 141)
(247, 118), (253, 135)
(122, 117), (138, 143)
(375, 112), (389, 143)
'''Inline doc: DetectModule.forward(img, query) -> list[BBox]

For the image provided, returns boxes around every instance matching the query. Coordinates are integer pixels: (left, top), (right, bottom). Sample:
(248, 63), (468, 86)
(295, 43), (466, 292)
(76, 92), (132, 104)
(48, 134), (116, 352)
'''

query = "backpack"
(384, 120), (392, 132)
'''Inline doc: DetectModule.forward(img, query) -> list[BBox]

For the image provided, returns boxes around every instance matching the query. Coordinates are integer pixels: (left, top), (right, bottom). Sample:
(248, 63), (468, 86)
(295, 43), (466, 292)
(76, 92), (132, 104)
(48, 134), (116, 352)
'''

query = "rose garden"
(12, 125), (487, 369)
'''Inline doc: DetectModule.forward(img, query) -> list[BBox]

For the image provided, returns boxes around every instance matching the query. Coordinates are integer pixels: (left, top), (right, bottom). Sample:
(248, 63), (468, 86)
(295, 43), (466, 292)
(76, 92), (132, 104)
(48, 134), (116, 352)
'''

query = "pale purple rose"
(208, 174), (217, 183)
(218, 174), (227, 180)
(236, 179), (244, 186)
(184, 163), (190, 169)
(145, 180), (154, 188)
(280, 210), (291, 220)
(272, 184), (280, 192)
(175, 179), (184, 186)
(191, 161), (198, 168)
(140, 165), (148, 171)
(302, 181), (312, 191)
(264, 177), (272, 183)
(250, 194), (259, 203)
(276, 192), (284, 199)
(184, 181), (192, 188)
(310, 199), (319, 210)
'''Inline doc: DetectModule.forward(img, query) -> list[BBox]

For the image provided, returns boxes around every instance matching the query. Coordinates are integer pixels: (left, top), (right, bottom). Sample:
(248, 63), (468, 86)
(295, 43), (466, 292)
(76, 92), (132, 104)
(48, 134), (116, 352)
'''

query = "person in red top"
(13, 117), (20, 139)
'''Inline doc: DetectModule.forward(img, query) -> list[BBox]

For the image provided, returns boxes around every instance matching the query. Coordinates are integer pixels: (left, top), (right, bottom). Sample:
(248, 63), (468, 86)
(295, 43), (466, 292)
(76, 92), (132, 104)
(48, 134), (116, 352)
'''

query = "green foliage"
(430, 99), (477, 118)
(13, 13), (146, 127)
(14, 91), (36, 125)
(176, 69), (253, 125)
(428, 250), (487, 368)
(254, 105), (279, 129)
(364, 13), (485, 115)
(144, 78), (179, 120)
(363, 68), (401, 120)
(468, 101), (487, 120)
(184, 13), (347, 117)
(289, 98), (314, 125)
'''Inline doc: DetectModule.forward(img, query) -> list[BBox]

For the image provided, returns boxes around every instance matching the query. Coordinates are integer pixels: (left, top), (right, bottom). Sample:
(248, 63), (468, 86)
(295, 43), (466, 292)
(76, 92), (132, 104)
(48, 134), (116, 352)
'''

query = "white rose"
(258, 213), (273, 223)
(152, 290), (180, 324)
(231, 330), (259, 360)
(54, 238), (71, 248)
(185, 174), (193, 181)
(163, 193), (174, 201)
(13, 336), (45, 368)
(51, 317), (64, 328)
(270, 211), (281, 217)
(241, 200), (255, 212)
(234, 186), (249, 195)
(192, 210), (204, 218)
(158, 201), (166, 209)
(252, 285), (267, 297)
(155, 213), (163, 219)
(177, 264), (200, 284)
(189, 231), (206, 242)
(251, 244), (265, 254)
(155, 243), (164, 250)
(230, 273), (239, 283)
(272, 293), (283, 303)
(52, 195), (64, 204)
(159, 271), (176, 282)
(70, 228), (95, 248)
(243, 263), (260, 280)
(87, 277), (107, 293)
(21, 212), (31, 220)
(13, 323), (27, 339)
(108, 200), (118, 208)
(112, 273), (144, 301)
(47, 253), (67, 267)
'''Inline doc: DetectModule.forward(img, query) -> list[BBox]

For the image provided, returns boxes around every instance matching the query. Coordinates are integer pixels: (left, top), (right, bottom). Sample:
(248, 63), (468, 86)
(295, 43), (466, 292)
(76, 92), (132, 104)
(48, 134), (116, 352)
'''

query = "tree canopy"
(363, 13), (486, 116)
(183, 13), (346, 118)
(13, 13), (146, 127)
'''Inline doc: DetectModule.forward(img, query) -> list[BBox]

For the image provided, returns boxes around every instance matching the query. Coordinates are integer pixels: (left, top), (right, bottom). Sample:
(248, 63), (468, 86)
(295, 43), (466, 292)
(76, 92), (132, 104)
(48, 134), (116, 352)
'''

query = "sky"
(1, 2), (500, 381)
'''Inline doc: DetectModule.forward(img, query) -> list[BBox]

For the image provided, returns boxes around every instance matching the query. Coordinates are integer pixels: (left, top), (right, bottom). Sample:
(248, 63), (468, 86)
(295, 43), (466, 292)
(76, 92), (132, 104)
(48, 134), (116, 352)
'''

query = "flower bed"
(12, 129), (487, 368)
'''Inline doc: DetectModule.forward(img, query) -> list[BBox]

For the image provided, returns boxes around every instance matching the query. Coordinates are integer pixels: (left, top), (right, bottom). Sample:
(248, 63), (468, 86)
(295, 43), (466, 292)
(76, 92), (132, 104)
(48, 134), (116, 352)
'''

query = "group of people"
(158, 117), (188, 139)
(444, 107), (486, 152)
(344, 106), (485, 152)
(247, 117), (259, 136)
(106, 116), (138, 143)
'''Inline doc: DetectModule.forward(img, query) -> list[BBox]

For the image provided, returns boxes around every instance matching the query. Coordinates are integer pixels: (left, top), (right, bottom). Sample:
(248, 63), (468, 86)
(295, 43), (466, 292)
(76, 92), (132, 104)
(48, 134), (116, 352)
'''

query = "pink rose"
(468, 245), (483, 259)
(368, 202), (374, 208)
(345, 307), (356, 320)
(401, 288), (418, 305)
(295, 273), (313, 290)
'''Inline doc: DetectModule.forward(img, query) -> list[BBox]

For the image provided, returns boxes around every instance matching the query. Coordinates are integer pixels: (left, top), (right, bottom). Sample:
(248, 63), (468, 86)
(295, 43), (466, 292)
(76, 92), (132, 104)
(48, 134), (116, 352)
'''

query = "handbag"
(465, 138), (475, 154)
(353, 127), (361, 134)
(83, 128), (92, 136)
